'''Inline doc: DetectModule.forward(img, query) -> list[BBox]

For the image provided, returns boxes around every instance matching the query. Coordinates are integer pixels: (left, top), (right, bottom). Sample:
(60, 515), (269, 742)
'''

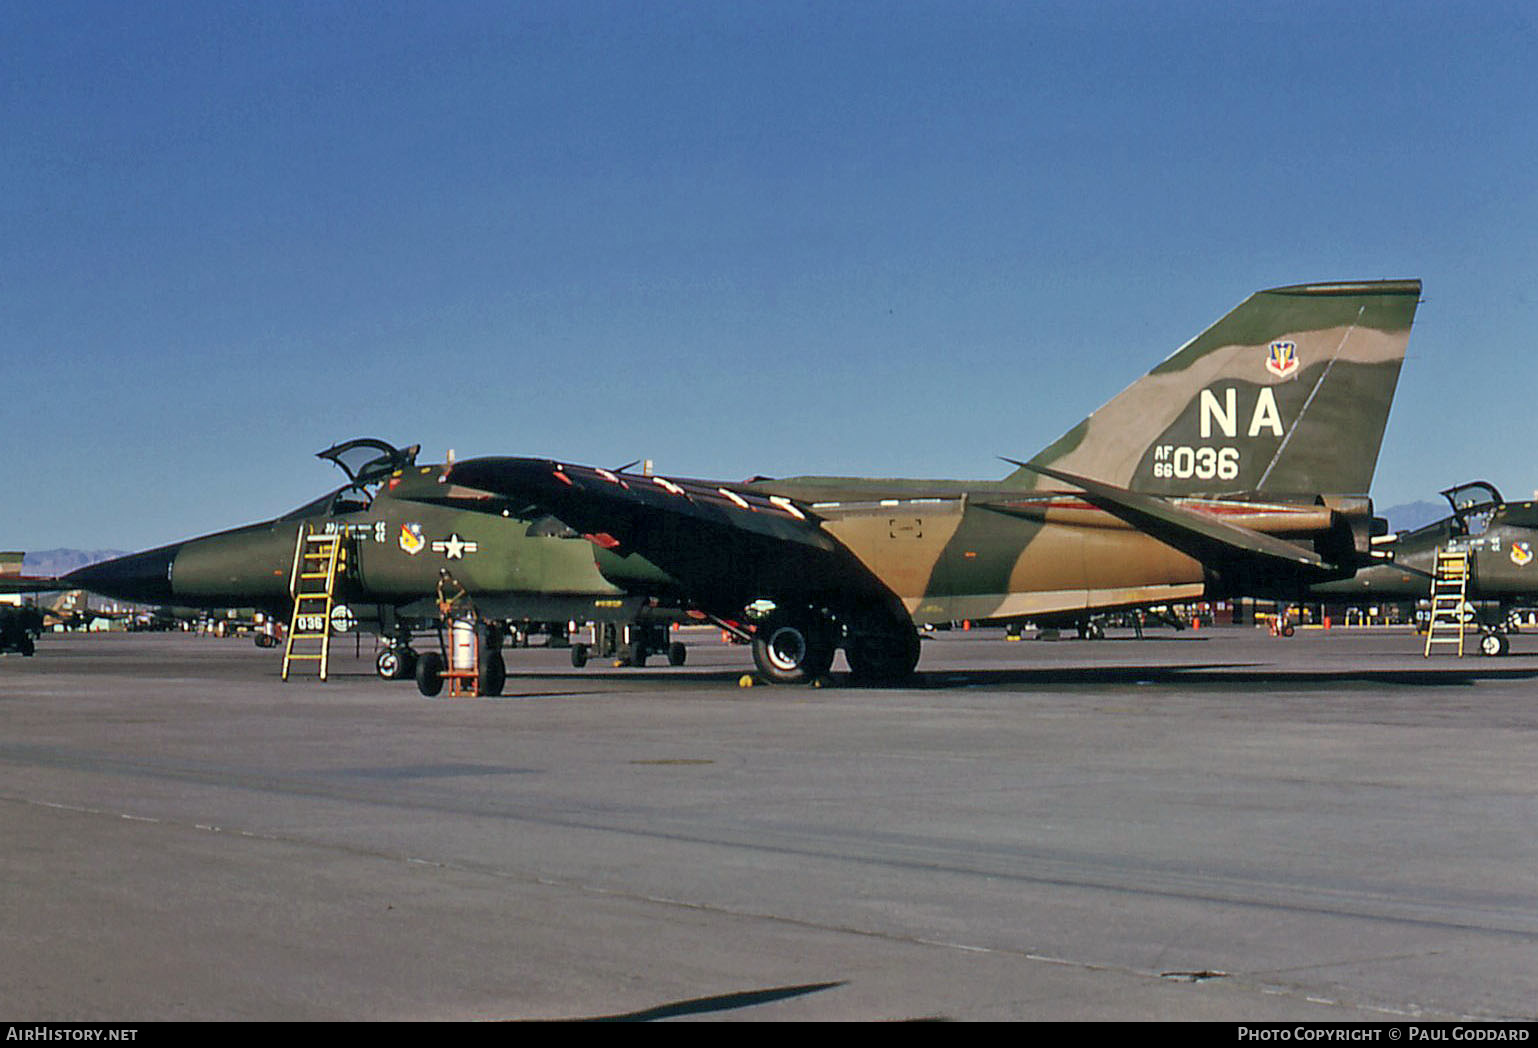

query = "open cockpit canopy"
(316, 438), (420, 485)
(1439, 481), (1505, 537)
(277, 439), (421, 521)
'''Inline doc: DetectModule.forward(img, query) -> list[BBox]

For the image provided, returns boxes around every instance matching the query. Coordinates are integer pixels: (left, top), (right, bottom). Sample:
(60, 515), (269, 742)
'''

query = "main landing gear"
(751, 610), (837, 685)
(843, 627), (922, 684)
(747, 605), (921, 686)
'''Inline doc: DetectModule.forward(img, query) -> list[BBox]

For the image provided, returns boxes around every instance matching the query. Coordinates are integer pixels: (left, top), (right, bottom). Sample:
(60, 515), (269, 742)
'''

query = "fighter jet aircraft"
(0, 554), (75, 655)
(1314, 481), (1538, 655)
(443, 279), (1422, 684)
(56, 439), (685, 692)
(0, 604), (45, 655)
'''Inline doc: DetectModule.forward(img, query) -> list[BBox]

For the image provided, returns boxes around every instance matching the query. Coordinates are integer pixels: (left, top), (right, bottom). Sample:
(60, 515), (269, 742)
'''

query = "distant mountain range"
(1378, 500), (1448, 534)
(21, 549), (129, 578)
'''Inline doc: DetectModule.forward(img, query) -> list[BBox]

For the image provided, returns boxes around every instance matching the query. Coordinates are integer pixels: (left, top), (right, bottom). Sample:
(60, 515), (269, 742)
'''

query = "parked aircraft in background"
(1315, 481), (1538, 655)
(0, 604), (44, 655)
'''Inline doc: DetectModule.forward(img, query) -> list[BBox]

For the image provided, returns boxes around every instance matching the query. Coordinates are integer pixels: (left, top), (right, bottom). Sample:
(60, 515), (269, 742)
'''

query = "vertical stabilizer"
(1010, 280), (1421, 496)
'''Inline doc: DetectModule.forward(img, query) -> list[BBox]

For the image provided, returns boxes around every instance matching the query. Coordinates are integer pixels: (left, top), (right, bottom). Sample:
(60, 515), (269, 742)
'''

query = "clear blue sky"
(6, 0), (1535, 550)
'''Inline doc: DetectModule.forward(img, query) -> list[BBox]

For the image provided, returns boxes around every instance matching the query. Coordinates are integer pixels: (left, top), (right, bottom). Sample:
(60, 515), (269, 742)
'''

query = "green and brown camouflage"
(1313, 481), (1538, 655)
(446, 279), (1422, 683)
(58, 439), (681, 680)
(1014, 280), (1420, 496)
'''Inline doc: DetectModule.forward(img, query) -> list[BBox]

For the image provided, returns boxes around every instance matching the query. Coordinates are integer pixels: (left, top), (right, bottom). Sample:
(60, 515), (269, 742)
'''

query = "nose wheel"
(376, 646), (418, 680)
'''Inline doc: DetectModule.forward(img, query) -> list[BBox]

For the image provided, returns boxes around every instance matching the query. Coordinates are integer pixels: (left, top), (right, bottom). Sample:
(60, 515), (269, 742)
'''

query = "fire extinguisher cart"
(414, 570), (506, 698)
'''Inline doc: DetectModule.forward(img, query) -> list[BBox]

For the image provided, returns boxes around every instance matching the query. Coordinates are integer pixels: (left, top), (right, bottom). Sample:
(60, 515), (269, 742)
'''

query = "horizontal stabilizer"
(1008, 461), (1347, 585)
(0, 575), (72, 594)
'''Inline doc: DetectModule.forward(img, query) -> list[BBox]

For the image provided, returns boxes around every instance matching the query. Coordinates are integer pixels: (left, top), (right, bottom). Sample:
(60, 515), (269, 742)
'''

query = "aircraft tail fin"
(1007, 280), (1421, 497)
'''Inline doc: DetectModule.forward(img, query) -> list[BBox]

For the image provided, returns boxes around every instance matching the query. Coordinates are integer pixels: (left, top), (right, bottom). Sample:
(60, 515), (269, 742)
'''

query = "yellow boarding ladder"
(282, 528), (345, 681)
(1423, 549), (1470, 657)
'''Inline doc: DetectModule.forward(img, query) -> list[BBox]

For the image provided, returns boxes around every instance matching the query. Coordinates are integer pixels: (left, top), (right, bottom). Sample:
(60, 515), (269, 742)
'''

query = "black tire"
(20, 635), (35, 657)
(668, 641), (687, 667)
(377, 648), (410, 680)
(626, 643), (648, 668)
(845, 628), (921, 685)
(478, 650), (506, 696)
(570, 643), (589, 668)
(1480, 632), (1510, 657)
(751, 612), (836, 685)
(415, 651), (445, 697)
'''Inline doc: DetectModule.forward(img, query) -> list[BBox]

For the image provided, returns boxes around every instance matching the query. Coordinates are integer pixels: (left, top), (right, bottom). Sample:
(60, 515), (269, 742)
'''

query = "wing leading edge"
(443, 457), (899, 613)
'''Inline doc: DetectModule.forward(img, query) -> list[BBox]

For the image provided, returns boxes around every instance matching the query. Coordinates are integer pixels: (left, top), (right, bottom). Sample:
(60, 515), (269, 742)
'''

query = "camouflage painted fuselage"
(744, 478), (1344, 624)
(448, 280), (1421, 637)
(65, 462), (665, 625)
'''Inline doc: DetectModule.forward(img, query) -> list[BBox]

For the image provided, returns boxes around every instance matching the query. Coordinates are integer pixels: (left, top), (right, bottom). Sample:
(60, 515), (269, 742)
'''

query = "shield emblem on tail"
(1265, 340), (1298, 379)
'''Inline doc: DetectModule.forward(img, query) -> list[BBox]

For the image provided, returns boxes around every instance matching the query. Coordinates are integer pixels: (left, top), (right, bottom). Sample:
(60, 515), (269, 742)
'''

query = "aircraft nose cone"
(64, 546), (180, 604)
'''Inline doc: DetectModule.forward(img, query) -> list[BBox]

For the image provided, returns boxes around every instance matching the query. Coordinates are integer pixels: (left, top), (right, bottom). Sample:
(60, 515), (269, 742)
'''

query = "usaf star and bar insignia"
(431, 533), (479, 560)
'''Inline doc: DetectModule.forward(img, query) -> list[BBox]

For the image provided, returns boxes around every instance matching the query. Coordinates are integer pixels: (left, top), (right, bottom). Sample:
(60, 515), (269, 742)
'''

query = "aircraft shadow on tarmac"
(903, 664), (1538, 689)
(565, 980), (849, 1022)
(372, 661), (1538, 692)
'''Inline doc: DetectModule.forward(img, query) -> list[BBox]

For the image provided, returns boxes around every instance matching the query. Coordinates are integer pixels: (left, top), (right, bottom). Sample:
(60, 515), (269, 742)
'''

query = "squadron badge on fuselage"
(399, 522), (425, 555)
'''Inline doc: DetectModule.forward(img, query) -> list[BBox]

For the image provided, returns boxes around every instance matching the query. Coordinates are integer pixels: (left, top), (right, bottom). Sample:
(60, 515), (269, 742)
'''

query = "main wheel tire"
(668, 641), (687, 667)
(478, 650), (506, 696)
(626, 643), (648, 668)
(570, 643), (589, 668)
(415, 651), (445, 697)
(845, 628), (921, 685)
(752, 613), (835, 685)
(1480, 632), (1510, 657)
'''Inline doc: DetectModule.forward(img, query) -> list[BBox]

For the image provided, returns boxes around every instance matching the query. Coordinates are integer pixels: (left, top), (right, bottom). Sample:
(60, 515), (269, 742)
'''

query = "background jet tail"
(1008, 279), (1421, 497)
